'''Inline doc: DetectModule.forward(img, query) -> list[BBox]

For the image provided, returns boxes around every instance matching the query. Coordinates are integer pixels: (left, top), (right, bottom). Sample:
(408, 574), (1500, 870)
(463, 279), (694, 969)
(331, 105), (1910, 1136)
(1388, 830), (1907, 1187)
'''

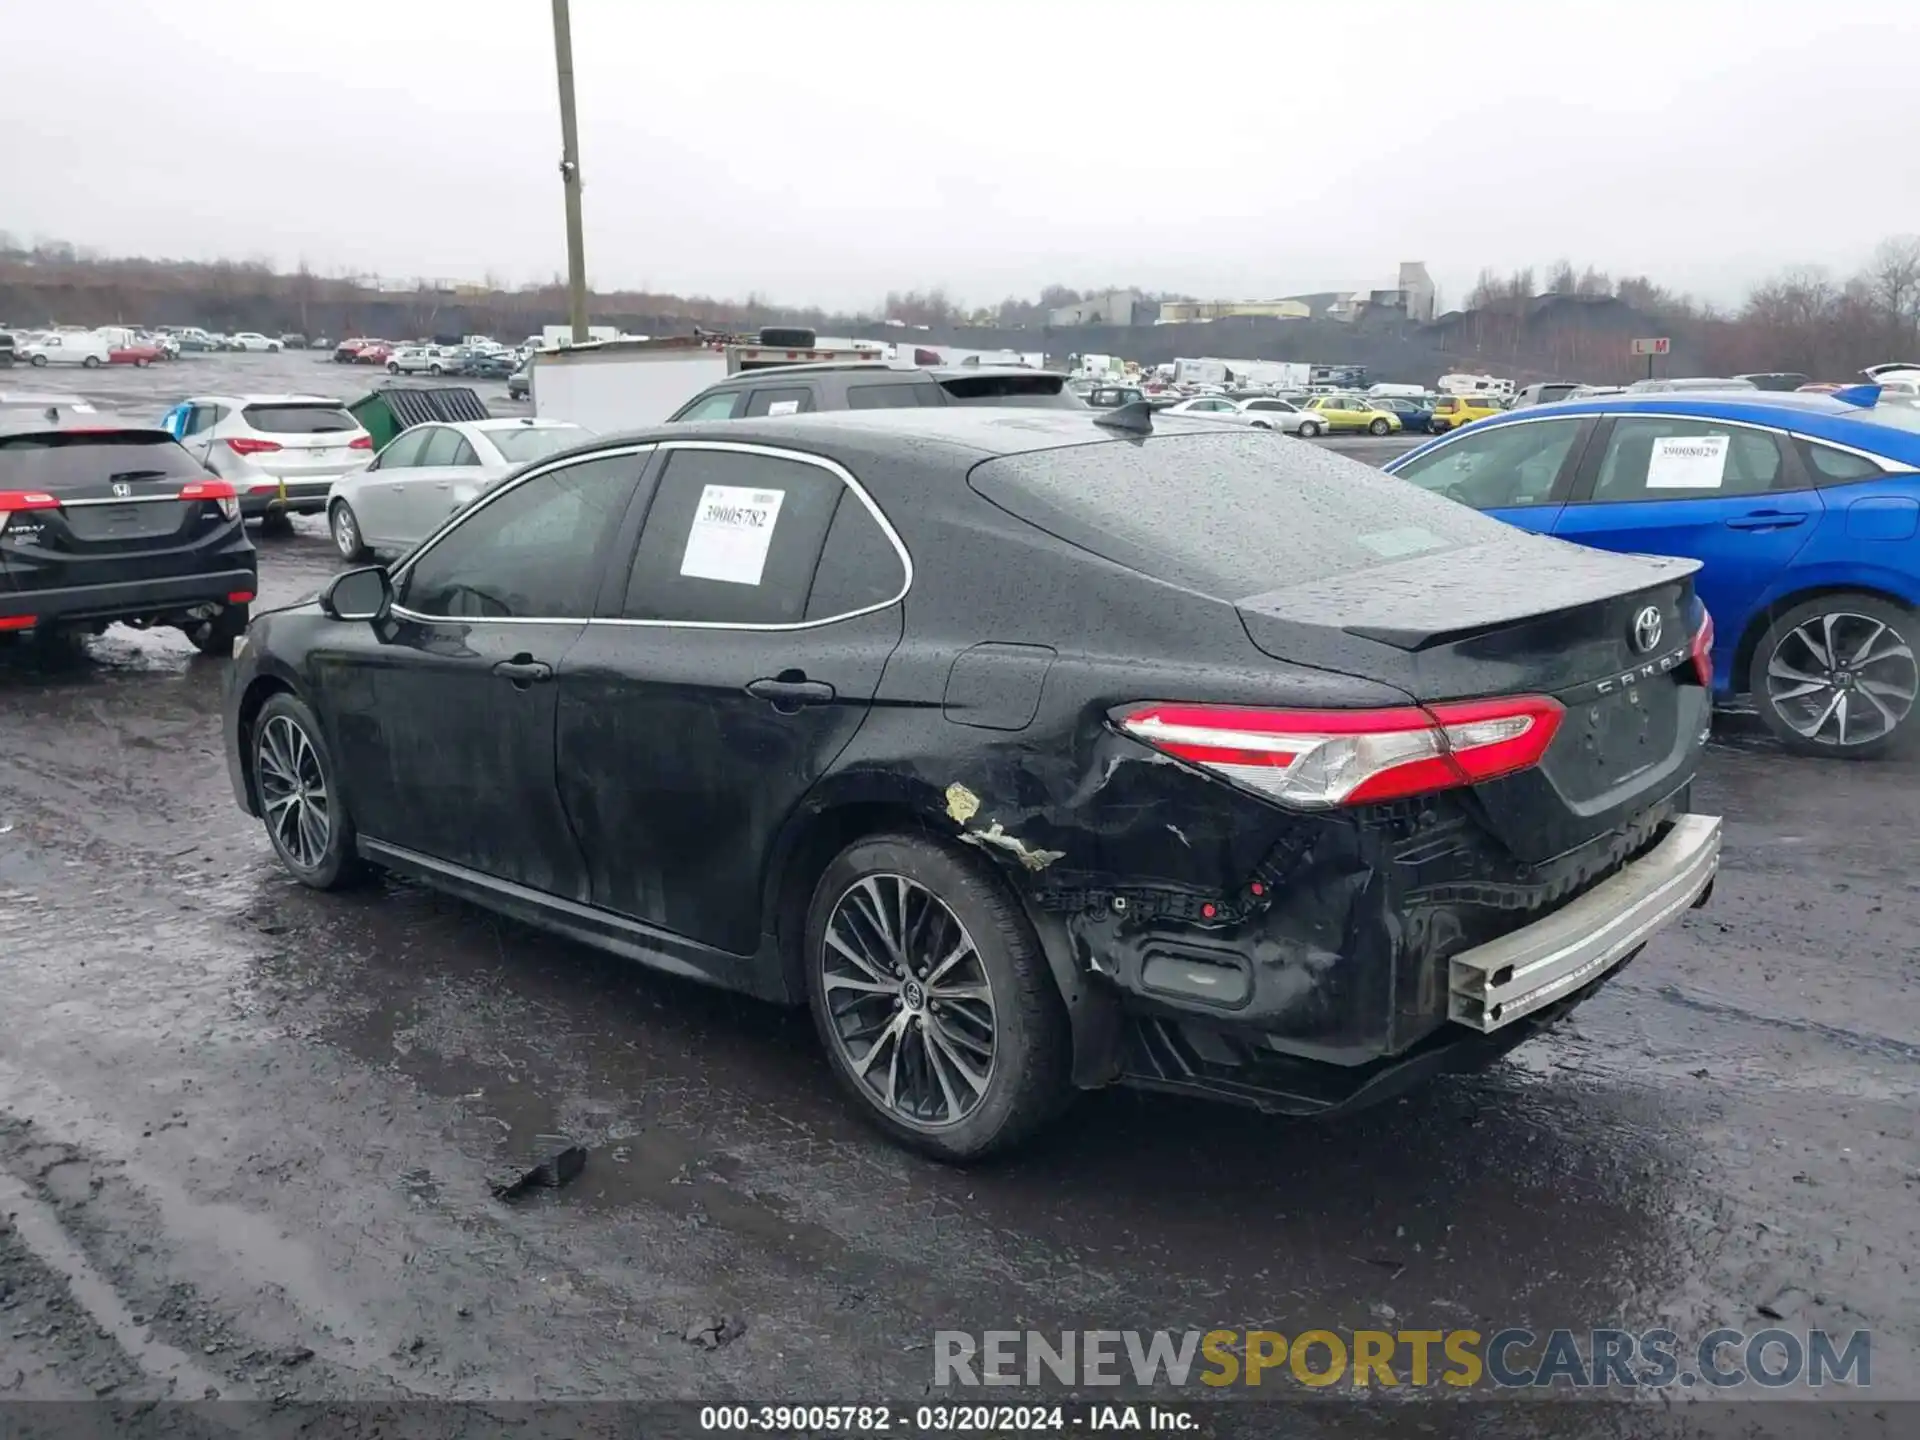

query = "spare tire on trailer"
(757, 326), (817, 349)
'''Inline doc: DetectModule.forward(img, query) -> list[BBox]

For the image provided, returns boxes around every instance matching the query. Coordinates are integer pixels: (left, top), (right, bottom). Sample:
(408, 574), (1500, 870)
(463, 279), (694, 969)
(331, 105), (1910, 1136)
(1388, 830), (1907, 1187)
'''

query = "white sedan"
(229, 332), (284, 352)
(1160, 395), (1325, 436)
(325, 417), (594, 560)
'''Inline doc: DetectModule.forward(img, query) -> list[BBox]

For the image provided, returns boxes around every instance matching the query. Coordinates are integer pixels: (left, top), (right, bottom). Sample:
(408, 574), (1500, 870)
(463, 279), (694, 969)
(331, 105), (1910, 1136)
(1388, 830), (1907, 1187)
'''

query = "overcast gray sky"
(5, 0), (1915, 312)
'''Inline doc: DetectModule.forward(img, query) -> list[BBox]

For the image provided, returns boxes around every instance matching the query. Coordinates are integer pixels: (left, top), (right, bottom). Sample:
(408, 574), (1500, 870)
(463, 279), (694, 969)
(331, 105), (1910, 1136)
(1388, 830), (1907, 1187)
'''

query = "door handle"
(746, 675), (836, 711)
(1725, 511), (1808, 531)
(493, 657), (553, 688)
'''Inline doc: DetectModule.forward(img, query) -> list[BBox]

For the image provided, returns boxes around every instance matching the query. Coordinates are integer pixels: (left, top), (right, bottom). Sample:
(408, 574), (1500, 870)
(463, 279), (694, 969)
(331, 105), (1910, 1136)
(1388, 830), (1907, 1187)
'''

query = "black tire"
(1430, 420), (1451, 433)
(29, 354), (47, 367)
(429, 363), (444, 376)
(1249, 420), (1272, 430)
(16, 626), (90, 669)
(1368, 417), (1392, 435)
(250, 692), (368, 889)
(82, 355), (101, 369)
(1747, 592), (1919, 759)
(328, 500), (370, 561)
(186, 602), (248, 658)
(258, 509), (295, 539)
(1297, 420), (1321, 438)
(803, 832), (1071, 1162)
(386, 361), (400, 374)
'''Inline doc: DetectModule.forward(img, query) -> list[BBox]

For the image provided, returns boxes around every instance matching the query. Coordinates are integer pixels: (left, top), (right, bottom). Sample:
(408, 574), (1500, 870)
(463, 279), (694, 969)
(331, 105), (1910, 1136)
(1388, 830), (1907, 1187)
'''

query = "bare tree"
(1546, 259), (1578, 295)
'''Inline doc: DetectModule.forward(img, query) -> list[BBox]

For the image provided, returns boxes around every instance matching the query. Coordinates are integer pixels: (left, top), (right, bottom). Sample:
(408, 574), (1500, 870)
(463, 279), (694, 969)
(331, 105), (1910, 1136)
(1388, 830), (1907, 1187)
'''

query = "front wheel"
(82, 356), (101, 369)
(1297, 420), (1321, 438)
(804, 833), (1071, 1162)
(329, 500), (369, 561)
(386, 361), (400, 374)
(30, 354), (47, 367)
(1368, 417), (1392, 435)
(251, 692), (368, 889)
(186, 602), (248, 658)
(429, 363), (444, 375)
(1749, 593), (1919, 758)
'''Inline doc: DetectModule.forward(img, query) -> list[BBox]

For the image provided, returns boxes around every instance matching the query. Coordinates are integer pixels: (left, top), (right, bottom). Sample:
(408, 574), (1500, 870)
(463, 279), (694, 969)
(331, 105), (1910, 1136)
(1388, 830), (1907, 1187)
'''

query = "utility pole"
(550, 0), (589, 343)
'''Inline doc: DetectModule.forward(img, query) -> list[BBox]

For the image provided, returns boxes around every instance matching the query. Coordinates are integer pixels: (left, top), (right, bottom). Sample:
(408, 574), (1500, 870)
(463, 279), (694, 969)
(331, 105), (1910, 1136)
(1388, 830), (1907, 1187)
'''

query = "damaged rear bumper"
(1447, 812), (1720, 1032)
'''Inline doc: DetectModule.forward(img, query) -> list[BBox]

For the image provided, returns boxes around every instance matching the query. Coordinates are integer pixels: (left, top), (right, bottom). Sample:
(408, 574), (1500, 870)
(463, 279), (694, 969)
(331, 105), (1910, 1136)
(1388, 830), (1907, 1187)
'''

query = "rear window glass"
(939, 374), (1084, 408)
(487, 425), (590, 464)
(847, 382), (940, 410)
(240, 404), (358, 434)
(968, 430), (1505, 596)
(0, 432), (204, 488)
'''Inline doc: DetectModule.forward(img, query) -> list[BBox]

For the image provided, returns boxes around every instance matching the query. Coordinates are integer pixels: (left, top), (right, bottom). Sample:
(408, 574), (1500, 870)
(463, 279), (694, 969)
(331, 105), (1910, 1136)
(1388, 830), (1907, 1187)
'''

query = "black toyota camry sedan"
(223, 405), (1721, 1160)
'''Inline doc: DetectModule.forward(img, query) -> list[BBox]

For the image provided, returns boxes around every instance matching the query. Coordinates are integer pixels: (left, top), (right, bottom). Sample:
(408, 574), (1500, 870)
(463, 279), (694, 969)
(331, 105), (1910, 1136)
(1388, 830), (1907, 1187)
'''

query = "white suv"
(229, 332), (283, 353)
(387, 346), (457, 376)
(161, 393), (372, 530)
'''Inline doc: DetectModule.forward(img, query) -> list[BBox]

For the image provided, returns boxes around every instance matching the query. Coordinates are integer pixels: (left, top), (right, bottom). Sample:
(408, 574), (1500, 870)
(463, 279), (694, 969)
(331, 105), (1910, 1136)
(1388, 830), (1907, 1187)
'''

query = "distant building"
(1047, 289), (1151, 327)
(1326, 292), (1369, 323)
(1327, 264), (1437, 324)
(1155, 298), (1311, 324)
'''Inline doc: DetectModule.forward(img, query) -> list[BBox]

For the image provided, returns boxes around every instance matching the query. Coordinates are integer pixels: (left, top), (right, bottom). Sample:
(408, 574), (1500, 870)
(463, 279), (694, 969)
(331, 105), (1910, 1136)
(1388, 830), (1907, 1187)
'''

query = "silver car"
(324, 417), (593, 559)
(1162, 395), (1325, 436)
(163, 393), (374, 529)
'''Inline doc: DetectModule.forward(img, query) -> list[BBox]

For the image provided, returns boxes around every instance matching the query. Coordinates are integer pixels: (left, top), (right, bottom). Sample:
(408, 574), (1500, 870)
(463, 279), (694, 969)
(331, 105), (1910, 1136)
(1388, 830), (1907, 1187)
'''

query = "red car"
(108, 343), (163, 368)
(352, 342), (393, 366)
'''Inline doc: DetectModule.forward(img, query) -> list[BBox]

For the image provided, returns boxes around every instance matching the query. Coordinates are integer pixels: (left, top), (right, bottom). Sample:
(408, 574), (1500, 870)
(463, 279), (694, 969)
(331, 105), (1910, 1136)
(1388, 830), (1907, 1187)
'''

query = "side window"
(742, 387), (814, 418)
(376, 429), (429, 470)
(1798, 440), (1885, 485)
(1394, 418), (1583, 509)
(806, 489), (907, 620)
(449, 437), (480, 467)
(1590, 418), (1784, 502)
(182, 404), (218, 436)
(846, 382), (938, 410)
(417, 427), (463, 468)
(397, 455), (639, 619)
(622, 448), (846, 625)
(672, 390), (743, 422)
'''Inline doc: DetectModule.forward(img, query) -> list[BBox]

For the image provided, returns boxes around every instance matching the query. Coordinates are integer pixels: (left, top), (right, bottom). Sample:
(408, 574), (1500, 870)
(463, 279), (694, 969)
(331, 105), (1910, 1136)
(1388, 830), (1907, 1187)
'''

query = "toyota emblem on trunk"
(1632, 605), (1664, 654)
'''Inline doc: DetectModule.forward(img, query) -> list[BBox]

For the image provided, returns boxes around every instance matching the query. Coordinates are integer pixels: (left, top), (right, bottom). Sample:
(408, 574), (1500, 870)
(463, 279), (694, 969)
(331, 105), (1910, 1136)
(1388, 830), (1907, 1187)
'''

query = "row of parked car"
(330, 336), (531, 382)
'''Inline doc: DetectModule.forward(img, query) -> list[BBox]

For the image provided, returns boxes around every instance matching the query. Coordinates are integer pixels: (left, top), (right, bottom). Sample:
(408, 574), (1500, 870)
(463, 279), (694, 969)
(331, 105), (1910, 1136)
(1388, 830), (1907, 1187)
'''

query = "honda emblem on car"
(1633, 605), (1664, 654)
(111, 481), (132, 497)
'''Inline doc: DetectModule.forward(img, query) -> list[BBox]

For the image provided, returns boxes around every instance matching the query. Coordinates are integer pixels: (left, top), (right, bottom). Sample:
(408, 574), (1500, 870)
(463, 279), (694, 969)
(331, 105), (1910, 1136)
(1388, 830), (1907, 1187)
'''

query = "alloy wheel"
(331, 505), (359, 558)
(1765, 611), (1918, 747)
(820, 874), (998, 1130)
(256, 714), (332, 869)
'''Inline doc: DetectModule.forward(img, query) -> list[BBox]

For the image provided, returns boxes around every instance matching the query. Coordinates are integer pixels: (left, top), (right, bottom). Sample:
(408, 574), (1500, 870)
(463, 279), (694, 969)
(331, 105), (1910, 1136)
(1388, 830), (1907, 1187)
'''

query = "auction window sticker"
(1644, 433), (1731, 489)
(680, 484), (785, 586)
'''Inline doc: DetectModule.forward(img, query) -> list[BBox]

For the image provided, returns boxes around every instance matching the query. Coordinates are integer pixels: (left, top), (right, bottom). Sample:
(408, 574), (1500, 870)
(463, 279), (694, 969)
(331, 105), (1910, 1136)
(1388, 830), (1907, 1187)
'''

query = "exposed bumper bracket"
(1448, 812), (1721, 1033)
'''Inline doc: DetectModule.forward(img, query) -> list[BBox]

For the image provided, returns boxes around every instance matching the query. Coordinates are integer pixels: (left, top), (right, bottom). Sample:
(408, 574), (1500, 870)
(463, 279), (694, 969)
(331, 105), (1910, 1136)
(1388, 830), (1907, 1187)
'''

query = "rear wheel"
(252, 693), (367, 888)
(186, 602), (248, 658)
(386, 361), (400, 374)
(1368, 417), (1392, 435)
(82, 356), (101, 369)
(1297, 420), (1321, 438)
(804, 833), (1070, 1162)
(258, 510), (295, 539)
(429, 363), (444, 376)
(1749, 593), (1919, 758)
(329, 500), (369, 561)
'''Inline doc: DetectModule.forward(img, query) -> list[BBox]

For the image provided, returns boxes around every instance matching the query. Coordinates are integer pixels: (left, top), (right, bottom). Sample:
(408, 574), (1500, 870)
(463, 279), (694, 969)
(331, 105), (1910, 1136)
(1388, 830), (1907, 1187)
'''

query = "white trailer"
(1230, 360), (1311, 390)
(542, 323), (622, 348)
(531, 332), (881, 431)
(1173, 357), (1231, 387)
(1436, 372), (1515, 398)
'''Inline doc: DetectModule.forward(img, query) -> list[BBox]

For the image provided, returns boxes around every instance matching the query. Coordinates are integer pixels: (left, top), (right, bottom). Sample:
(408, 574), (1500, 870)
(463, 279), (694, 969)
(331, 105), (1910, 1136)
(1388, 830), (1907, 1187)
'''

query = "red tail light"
(1689, 609), (1715, 687)
(226, 437), (283, 456)
(0, 615), (37, 632)
(349, 435), (373, 450)
(0, 490), (59, 511)
(228, 590), (255, 604)
(178, 479), (236, 501)
(1116, 696), (1565, 808)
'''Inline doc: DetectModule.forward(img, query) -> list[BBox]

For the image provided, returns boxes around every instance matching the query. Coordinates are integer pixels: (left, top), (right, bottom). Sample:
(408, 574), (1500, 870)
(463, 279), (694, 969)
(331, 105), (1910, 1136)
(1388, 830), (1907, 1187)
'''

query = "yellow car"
(1428, 395), (1507, 433)
(1300, 394), (1402, 435)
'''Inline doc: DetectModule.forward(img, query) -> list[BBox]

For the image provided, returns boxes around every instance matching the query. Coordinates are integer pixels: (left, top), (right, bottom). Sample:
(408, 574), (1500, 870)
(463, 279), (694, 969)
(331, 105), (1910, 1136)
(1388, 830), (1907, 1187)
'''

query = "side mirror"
(319, 566), (392, 623)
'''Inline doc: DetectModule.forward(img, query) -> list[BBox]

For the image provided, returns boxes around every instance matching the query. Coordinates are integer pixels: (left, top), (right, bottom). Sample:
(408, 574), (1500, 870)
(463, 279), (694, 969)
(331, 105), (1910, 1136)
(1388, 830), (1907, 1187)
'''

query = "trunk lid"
(0, 429), (242, 591)
(231, 403), (369, 478)
(1237, 538), (1707, 860)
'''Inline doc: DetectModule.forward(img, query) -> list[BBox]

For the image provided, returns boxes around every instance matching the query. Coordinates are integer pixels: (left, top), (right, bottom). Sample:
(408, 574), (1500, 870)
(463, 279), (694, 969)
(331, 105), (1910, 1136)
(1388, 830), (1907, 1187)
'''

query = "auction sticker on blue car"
(681, 484), (786, 585)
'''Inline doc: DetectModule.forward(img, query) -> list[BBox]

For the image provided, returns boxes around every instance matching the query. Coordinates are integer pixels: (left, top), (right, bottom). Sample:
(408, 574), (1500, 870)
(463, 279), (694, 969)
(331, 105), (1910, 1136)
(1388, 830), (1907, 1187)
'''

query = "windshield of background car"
(486, 425), (591, 463)
(968, 430), (1508, 597)
(241, 404), (357, 434)
(937, 374), (1086, 408)
(0, 431), (204, 488)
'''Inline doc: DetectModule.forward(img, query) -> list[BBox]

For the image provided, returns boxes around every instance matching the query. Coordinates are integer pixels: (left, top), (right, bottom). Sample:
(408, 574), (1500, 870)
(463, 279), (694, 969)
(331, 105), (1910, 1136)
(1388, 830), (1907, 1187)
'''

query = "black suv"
(1, 402), (256, 657)
(668, 363), (1085, 421)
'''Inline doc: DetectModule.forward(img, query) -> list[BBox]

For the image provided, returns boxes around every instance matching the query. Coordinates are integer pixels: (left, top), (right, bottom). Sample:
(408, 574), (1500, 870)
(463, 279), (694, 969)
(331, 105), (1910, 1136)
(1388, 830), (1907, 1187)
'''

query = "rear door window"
(1588, 418), (1786, 501)
(622, 447), (845, 625)
(1393, 418), (1583, 508)
(970, 430), (1505, 598)
(417, 427), (464, 468)
(1797, 440), (1887, 485)
(241, 404), (356, 434)
(673, 390), (744, 422)
(376, 429), (430, 470)
(743, 387), (814, 418)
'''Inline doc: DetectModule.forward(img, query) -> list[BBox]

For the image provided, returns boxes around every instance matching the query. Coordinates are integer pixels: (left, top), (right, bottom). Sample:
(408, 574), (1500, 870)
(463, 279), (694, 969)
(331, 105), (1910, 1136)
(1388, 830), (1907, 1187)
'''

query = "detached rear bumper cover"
(1448, 812), (1721, 1032)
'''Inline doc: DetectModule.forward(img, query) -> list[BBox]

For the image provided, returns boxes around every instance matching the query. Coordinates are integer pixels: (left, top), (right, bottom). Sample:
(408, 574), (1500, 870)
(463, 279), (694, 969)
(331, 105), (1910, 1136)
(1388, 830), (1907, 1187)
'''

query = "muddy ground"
(0, 357), (1913, 1433)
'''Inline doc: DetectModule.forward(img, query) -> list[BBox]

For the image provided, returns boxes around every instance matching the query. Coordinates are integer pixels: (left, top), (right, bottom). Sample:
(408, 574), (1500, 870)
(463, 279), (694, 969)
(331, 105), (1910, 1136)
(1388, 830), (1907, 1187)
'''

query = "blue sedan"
(1384, 387), (1920, 757)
